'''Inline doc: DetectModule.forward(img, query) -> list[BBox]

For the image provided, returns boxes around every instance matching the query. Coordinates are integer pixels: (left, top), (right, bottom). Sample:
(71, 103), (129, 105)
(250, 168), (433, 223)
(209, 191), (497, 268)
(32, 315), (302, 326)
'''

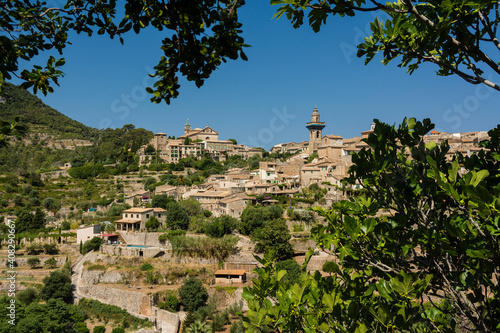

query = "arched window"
(316, 131), (320, 139)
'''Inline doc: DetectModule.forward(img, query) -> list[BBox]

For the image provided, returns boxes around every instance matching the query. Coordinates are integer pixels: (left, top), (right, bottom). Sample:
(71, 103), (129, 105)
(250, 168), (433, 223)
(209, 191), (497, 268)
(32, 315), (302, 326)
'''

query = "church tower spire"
(184, 119), (191, 135)
(306, 106), (325, 154)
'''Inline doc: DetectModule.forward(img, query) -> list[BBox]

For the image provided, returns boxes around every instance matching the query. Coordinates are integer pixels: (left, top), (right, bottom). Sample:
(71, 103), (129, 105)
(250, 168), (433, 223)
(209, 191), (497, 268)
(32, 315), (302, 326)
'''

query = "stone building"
(306, 106), (326, 154)
(114, 207), (166, 231)
(77, 224), (101, 245)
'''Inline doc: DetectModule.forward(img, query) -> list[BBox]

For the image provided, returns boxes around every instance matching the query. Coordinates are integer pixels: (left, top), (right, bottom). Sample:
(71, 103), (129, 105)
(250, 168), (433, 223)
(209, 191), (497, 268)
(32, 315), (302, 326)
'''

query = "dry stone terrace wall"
(77, 256), (180, 332)
(101, 244), (164, 258)
(81, 283), (152, 316)
(119, 231), (166, 247)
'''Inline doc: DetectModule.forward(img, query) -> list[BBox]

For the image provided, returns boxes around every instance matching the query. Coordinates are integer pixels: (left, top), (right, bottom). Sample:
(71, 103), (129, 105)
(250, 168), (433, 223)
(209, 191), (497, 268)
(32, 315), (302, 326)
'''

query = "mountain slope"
(0, 83), (97, 139)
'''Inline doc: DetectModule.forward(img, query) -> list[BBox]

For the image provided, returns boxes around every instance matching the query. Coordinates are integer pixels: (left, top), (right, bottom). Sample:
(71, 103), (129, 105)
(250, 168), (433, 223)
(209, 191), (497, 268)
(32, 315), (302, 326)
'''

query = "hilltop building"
(178, 120), (220, 141)
(139, 120), (261, 165)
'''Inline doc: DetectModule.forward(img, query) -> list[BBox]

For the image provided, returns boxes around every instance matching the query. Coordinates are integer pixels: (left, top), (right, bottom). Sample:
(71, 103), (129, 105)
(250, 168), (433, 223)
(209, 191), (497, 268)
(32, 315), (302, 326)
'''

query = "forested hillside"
(0, 83), (96, 139)
(0, 84), (154, 172)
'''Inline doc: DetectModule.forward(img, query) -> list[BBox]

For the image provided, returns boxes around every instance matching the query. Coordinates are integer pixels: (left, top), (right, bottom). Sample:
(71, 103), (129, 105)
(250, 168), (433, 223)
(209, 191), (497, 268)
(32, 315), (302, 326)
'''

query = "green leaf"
(322, 293), (334, 312)
(277, 269), (287, 282)
(355, 323), (369, 333)
(470, 170), (489, 187)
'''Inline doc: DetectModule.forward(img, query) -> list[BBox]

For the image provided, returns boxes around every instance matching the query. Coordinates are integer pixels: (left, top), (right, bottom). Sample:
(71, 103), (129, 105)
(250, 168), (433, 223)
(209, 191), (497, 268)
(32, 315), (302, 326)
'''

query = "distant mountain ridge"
(0, 83), (97, 140)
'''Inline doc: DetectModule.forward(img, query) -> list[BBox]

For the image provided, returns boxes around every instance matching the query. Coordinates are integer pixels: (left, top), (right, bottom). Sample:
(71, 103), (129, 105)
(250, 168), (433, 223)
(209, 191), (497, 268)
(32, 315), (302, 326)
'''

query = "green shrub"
(205, 215), (237, 238)
(229, 320), (245, 333)
(43, 243), (59, 254)
(212, 312), (228, 331)
(140, 263), (154, 271)
(275, 259), (301, 286)
(75, 322), (90, 333)
(169, 235), (238, 261)
(17, 287), (39, 306)
(86, 264), (107, 271)
(44, 257), (58, 269)
(81, 236), (102, 254)
(158, 291), (179, 312)
(146, 270), (161, 284)
(179, 277), (208, 312)
(27, 257), (41, 269)
(93, 326), (106, 333)
(291, 223), (304, 232)
(77, 298), (153, 329)
(26, 243), (43, 255)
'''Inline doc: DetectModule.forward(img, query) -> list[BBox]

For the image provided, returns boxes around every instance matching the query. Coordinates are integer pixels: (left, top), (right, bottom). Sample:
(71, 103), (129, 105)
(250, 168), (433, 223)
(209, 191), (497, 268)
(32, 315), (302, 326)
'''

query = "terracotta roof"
(190, 191), (231, 198)
(114, 219), (141, 223)
(152, 208), (166, 212)
(323, 134), (343, 139)
(206, 140), (233, 143)
(123, 207), (153, 213)
(273, 189), (300, 194)
(343, 137), (362, 143)
(214, 269), (246, 276)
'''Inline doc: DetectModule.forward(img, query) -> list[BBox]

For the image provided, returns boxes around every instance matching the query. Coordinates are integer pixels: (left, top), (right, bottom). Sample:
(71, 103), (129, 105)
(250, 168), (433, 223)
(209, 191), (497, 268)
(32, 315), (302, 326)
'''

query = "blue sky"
(22, 2), (500, 149)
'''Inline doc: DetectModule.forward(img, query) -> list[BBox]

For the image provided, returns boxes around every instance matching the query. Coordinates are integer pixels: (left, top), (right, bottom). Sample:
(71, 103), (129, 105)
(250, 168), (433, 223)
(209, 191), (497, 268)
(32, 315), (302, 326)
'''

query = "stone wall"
(101, 244), (164, 258)
(306, 251), (337, 272)
(208, 287), (249, 312)
(40, 170), (69, 180)
(78, 264), (180, 333)
(81, 283), (152, 316)
(119, 231), (168, 247)
(0, 256), (67, 268)
(151, 306), (181, 333)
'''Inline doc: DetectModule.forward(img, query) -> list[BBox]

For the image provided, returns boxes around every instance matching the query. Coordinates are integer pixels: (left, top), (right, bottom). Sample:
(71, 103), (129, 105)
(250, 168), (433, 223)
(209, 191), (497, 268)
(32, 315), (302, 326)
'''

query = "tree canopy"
(3, 0), (499, 102)
(1, 0), (247, 103)
(271, 0), (500, 91)
(178, 277), (208, 313)
(242, 118), (500, 332)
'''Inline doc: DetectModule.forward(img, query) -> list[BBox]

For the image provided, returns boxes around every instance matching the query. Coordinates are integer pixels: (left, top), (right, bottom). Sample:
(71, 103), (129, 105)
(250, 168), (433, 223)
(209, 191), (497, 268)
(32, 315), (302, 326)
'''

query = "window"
(146, 214), (150, 218)
(125, 214), (128, 218)
(136, 214), (139, 218)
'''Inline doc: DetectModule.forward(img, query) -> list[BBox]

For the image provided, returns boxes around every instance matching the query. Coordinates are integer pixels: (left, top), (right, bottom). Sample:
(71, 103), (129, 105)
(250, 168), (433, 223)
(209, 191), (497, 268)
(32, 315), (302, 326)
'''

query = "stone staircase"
(116, 232), (127, 244)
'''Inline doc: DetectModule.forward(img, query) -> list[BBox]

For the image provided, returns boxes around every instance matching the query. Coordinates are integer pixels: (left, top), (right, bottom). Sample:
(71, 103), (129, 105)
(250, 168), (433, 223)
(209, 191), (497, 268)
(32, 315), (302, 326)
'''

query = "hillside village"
(0, 101), (491, 333)
(128, 107), (489, 221)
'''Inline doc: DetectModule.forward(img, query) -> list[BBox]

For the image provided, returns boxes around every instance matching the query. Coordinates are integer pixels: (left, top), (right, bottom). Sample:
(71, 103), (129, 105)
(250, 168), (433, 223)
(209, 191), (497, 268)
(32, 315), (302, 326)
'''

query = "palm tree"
(186, 320), (211, 333)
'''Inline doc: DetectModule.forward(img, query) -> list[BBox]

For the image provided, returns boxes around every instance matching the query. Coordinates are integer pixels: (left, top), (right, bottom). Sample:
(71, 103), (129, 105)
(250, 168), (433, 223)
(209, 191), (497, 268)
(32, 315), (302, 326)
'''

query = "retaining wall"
(118, 231), (167, 247)
(79, 265), (180, 333)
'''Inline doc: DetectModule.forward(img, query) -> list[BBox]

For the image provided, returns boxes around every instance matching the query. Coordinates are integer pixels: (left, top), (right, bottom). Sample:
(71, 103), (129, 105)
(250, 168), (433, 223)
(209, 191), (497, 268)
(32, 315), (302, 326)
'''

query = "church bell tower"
(306, 106), (325, 154)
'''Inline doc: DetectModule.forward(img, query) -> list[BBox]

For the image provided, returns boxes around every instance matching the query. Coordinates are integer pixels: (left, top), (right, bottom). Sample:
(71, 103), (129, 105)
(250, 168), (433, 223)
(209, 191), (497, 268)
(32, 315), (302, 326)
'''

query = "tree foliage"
(242, 118), (500, 332)
(253, 218), (294, 261)
(27, 257), (41, 269)
(41, 265), (73, 304)
(178, 199), (203, 217)
(1, 1), (248, 103)
(166, 202), (190, 230)
(145, 216), (160, 231)
(205, 215), (237, 238)
(81, 236), (103, 255)
(179, 277), (209, 313)
(239, 204), (283, 236)
(272, 0), (500, 91)
(151, 194), (175, 210)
